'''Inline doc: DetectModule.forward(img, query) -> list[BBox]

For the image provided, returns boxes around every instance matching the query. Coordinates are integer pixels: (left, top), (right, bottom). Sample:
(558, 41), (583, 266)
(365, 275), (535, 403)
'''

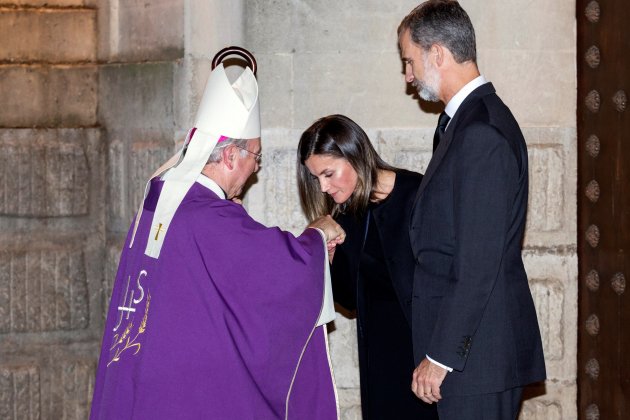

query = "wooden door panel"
(578, 0), (629, 418)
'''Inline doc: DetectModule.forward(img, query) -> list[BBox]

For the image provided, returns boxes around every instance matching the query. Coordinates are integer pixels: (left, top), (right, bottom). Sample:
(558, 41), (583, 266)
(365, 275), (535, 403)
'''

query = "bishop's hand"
(308, 215), (346, 244)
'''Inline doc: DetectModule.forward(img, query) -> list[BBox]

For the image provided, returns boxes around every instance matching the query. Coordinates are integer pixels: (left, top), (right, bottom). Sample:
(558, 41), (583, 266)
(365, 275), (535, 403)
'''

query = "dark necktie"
(432, 111), (451, 152)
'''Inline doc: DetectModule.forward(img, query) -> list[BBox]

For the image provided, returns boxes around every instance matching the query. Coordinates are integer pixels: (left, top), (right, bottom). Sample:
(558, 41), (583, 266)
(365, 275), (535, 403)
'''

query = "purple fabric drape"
(90, 180), (338, 419)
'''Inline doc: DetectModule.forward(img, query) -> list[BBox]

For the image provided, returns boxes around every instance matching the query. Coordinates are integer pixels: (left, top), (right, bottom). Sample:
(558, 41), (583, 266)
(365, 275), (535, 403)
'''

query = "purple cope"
(90, 179), (338, 419)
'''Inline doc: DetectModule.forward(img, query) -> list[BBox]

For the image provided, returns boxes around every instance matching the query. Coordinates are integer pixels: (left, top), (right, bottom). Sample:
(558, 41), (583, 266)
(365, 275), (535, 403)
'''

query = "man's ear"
(432, 44), (444, 67)
(222, 145), (236, 170)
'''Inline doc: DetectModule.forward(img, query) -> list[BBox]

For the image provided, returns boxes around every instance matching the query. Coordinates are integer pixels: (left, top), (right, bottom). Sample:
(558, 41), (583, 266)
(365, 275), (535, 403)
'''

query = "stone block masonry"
(0, 2), (103, 419)
(0, 8), (96, 63)
(0, 1), (578, 418)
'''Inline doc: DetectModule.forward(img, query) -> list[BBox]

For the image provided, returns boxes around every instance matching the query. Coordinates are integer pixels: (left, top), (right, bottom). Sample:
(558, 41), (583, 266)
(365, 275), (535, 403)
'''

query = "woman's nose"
(319, 179), (329, 193)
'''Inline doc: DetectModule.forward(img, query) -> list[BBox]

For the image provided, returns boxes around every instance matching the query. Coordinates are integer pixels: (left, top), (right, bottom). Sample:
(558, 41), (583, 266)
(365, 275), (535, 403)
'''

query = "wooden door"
(578, 0), (630, 418)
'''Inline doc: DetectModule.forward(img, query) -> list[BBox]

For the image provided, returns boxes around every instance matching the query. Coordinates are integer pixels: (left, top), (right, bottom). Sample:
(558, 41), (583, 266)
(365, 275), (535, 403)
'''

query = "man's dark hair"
(399, 0), (477, 64)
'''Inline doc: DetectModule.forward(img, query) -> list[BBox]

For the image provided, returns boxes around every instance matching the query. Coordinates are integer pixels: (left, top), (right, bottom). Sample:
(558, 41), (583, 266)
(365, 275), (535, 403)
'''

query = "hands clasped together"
(308, 215), (346, 262)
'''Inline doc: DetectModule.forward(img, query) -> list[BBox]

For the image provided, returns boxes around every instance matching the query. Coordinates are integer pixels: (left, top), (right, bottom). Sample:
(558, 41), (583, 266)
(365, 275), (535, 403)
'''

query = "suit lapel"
(415, 117), (456, 198)
(410, 83), (496, 218)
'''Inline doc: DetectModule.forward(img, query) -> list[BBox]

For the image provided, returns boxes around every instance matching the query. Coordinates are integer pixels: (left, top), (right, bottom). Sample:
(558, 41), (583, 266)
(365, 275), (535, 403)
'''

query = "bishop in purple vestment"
(90, 48), (342, 420)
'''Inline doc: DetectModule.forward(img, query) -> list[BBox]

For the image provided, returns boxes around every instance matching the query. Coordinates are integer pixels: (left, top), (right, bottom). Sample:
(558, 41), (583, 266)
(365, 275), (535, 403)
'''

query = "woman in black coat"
(297, 115), (437, 420)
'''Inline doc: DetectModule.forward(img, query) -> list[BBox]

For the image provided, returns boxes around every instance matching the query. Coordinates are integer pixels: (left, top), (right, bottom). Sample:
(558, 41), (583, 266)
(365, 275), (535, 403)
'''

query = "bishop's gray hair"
(398, 0), (477, 64)
(206, 137), (249, 164)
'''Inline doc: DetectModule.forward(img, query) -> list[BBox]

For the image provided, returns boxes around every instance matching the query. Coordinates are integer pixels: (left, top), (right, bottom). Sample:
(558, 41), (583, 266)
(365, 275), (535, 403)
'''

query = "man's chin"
(418, 90), (440, 102)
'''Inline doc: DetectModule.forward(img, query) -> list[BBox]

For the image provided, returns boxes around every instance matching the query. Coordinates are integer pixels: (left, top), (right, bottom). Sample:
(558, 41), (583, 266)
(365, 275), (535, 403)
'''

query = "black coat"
(409, 82), (546, 397)
(332, 169), (437, 419)
(332, 169), (421, 322)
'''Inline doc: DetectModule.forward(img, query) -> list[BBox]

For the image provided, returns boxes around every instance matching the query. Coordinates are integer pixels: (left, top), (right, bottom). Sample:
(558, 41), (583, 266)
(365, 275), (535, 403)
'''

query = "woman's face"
(304, 154), (359, 204)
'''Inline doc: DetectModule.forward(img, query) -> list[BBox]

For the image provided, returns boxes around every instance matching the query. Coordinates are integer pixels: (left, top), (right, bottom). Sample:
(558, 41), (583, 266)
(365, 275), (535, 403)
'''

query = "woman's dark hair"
(297, 114), (396, 221)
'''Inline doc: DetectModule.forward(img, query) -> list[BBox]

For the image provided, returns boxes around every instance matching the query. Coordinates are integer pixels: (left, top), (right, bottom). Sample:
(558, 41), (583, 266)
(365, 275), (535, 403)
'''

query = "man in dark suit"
(398, 1), (546, 418)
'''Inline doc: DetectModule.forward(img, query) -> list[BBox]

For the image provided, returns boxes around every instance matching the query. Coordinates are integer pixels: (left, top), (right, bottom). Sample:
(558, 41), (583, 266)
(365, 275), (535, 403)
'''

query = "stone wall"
(244, 0), (577, 418)
(0, 1), (102, 418)
(0, 0), (250, 417)
(0, 0), (576, 418)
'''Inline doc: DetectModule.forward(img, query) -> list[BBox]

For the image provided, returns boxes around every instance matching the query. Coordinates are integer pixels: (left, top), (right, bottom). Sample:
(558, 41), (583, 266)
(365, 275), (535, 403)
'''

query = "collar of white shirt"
(196, 174), (226, 199)
(444, 75), (488, 124)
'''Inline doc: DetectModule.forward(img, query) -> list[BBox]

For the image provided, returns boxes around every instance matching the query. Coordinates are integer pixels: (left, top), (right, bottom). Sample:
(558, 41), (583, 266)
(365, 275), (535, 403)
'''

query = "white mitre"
(129, 61), (260, 259)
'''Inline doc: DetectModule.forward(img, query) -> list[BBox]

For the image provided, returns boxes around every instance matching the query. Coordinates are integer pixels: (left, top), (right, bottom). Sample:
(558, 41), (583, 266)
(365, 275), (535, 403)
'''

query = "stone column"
(98, 0), (184, 278)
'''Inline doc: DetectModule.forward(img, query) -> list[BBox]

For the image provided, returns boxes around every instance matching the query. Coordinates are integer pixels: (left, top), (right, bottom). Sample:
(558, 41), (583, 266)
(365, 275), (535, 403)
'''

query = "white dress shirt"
(443, 75), (487, 129)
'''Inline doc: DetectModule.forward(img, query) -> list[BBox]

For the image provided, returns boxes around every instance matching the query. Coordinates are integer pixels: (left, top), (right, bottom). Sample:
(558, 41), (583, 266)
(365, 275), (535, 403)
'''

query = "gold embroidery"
(110, 322), (133, 350)
(154, 223), (164, 241)
(107, 292), (151, 367)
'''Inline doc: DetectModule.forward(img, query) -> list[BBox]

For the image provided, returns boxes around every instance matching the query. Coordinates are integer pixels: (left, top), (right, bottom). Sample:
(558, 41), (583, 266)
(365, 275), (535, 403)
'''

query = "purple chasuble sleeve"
(90, 181), (338, 419)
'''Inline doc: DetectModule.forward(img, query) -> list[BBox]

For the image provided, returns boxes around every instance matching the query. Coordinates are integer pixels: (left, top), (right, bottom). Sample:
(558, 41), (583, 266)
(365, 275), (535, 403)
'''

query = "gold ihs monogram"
(108, 292), (151, 367)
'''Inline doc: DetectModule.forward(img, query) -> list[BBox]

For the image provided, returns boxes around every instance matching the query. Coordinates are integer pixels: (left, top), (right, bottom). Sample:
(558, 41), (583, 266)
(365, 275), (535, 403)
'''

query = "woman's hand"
(327, 240), (337, 263)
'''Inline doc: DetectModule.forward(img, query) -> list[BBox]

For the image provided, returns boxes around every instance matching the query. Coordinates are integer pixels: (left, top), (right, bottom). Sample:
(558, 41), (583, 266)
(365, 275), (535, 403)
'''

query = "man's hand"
(308, 215), (346, 244)
(411, 358), (448, 404)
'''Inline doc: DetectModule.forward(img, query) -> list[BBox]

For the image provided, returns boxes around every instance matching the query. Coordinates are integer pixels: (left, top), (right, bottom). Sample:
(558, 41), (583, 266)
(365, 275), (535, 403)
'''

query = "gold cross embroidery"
(154, 223), (164, 241)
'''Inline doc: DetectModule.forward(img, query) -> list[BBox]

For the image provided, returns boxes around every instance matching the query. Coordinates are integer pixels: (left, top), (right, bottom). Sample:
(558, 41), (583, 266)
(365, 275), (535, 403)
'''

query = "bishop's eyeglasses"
(235, 145), (262, 164)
